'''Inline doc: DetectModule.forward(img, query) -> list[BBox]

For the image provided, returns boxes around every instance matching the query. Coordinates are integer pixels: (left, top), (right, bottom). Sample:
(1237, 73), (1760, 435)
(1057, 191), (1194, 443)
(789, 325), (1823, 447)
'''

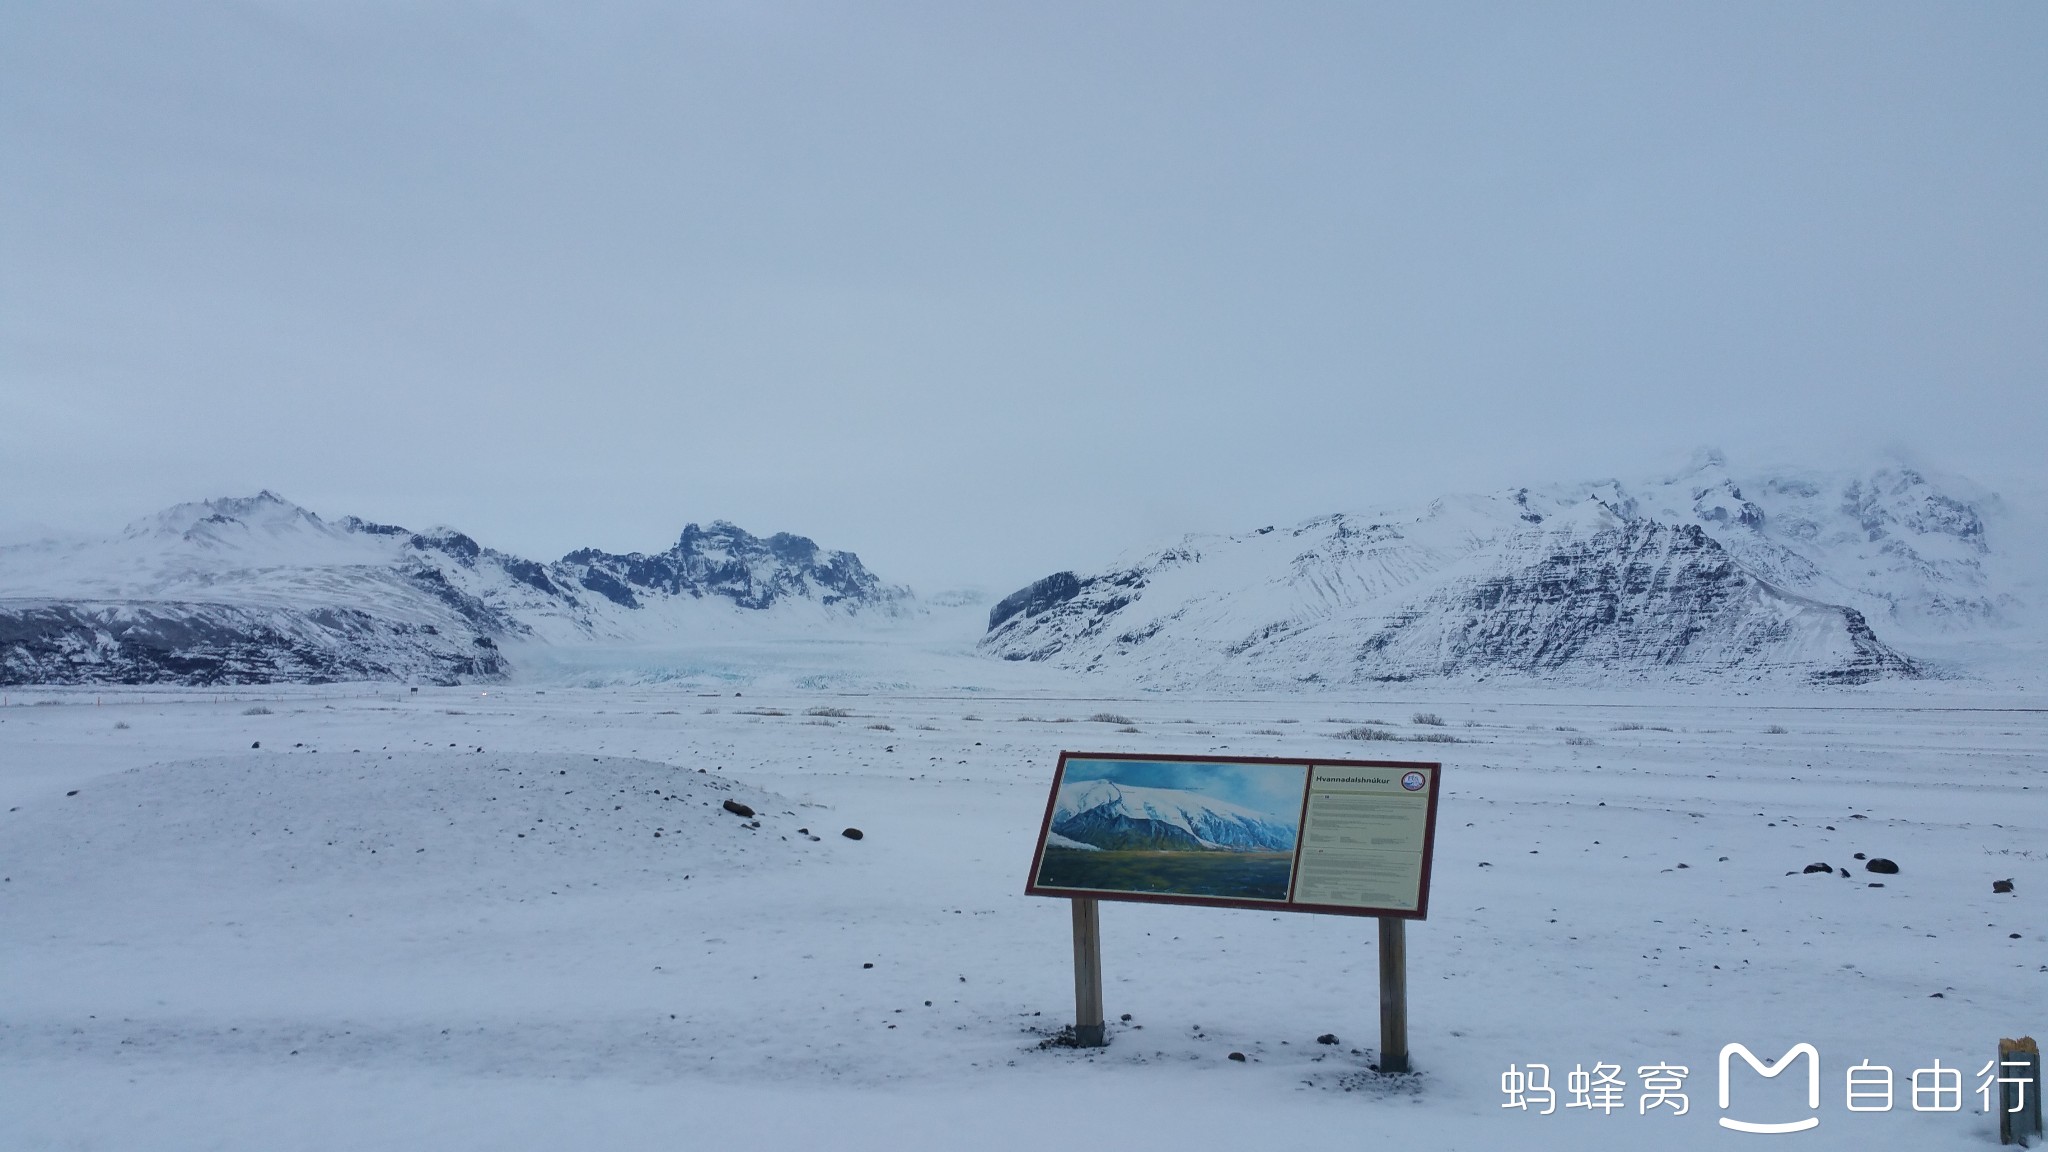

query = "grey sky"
(4, 2), (2043, 593)
(1060, 758), (1306, 823)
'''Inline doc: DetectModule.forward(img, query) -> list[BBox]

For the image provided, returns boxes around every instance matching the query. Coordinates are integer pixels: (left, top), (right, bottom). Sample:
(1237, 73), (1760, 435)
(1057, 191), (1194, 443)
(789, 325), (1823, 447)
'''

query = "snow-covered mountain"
(982, 458), (2041, 688)
(1050, 779), (1297, 853)
(0, 492), (910, 686)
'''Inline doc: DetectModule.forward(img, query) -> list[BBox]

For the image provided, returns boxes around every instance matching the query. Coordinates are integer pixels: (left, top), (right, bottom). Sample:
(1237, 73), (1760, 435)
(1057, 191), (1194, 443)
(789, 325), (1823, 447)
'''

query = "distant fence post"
(1071, 897), (1105, 1047)
(1378, 916), (1409, 1073)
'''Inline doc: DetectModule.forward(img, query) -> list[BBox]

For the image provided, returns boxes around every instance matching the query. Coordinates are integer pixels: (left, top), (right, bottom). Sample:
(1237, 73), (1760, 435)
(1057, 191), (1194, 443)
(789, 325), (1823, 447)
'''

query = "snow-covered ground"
(2, 682), (2042, 1150)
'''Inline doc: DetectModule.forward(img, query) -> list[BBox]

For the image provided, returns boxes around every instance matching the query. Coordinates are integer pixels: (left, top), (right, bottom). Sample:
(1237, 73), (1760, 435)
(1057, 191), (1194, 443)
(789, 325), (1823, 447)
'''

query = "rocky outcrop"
(560, 521), (903, 613)
(0, 601), (502, 686)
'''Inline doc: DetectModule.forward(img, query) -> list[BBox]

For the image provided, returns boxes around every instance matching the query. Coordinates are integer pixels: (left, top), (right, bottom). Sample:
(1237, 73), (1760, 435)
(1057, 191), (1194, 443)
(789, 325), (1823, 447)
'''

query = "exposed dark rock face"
(987, 559), (1178, 663)
(988, 571), (1083, 631)
(0, 601), (501, 686)
(1353, 521), (1918, 684)
(559, 521), (900, 612)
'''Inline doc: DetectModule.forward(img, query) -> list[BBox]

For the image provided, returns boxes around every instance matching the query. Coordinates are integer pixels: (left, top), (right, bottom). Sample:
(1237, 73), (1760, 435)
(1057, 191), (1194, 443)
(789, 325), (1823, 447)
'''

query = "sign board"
(1025, 751), (1442, 919)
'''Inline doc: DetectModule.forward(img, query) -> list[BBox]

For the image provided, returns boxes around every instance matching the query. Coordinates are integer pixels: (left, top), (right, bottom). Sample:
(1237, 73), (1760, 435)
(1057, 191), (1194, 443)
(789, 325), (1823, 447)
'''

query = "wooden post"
(1071, 897), (1105, 1047)
(2001, 1037), (2042, 1146)
(1378, 916), (1409, 1073)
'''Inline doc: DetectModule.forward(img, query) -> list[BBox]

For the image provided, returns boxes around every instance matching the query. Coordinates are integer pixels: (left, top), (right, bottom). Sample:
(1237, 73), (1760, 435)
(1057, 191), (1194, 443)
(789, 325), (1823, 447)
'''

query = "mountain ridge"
(0, 492), (910, 686)
(1050, 780), (1298, 853)
(981, 460), (2034, 688)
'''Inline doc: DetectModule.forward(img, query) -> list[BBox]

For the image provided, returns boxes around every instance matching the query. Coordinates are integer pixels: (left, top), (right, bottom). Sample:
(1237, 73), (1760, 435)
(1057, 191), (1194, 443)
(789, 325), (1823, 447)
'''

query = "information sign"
(1025, 751), (1442, 919)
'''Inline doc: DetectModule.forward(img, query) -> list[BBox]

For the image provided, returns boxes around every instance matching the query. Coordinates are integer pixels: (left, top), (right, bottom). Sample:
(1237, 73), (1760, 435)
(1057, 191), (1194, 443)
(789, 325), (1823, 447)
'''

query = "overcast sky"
(4, 2), (2044, 591)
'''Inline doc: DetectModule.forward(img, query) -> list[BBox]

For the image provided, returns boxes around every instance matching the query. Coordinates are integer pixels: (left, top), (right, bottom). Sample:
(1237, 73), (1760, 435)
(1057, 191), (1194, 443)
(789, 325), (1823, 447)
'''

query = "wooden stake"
(1071, 897), (1105, 1047)
(2001, 1037), (2042, 1146)
(1378, 916), (1409, 1073)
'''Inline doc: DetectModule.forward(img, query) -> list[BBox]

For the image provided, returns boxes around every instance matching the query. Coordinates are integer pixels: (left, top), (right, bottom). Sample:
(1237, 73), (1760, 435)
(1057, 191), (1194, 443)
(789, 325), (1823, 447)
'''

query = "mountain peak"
(122, 490), (334, 546)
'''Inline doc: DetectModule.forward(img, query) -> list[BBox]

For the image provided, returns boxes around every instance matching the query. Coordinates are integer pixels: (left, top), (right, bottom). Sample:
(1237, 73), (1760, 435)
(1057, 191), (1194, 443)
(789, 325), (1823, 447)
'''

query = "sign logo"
(1719, 1043), (1822, 1133)
(1401, 771), (1426, 791)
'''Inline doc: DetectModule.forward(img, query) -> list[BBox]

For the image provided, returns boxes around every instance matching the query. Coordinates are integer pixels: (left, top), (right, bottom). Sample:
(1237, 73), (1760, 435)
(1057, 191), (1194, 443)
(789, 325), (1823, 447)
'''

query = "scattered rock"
(1317, 1033), (1340, 1045)
(1930, 992), (1944, 998)
(1864, 858), (1899, 875)
(1854, 852), (1866, 860)
(1120, 1013), (1132, 1022)
(251, 741), (260, 749)
(721, 799), (755, 818)
(1993, 879), (2015, 894)
(66, 790), (78, 797)
(1228, 1052), (1247, 1062)
(842, 828), (864, 840)
(1803, 863), (1832, 874)
(2011, 933), (2023, 940)
(1868, 883), (1885, 888)
(862, 962), (874, 969)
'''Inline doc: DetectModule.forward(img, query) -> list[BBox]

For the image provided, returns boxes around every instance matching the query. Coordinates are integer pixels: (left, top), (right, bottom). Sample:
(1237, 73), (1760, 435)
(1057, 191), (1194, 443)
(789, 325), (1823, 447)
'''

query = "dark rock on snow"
(1865, 858), (1900, 875)
(721, 799), (755, 818)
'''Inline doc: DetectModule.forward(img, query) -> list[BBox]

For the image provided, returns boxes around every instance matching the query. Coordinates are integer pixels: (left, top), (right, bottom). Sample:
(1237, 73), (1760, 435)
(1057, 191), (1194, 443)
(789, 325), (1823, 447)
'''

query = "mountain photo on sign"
(1035, 759), (1306, 902)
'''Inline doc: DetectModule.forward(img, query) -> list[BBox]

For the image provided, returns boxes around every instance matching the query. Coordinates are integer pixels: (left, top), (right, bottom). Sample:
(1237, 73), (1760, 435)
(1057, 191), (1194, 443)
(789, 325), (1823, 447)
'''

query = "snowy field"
(2, 683), (2042, 1150)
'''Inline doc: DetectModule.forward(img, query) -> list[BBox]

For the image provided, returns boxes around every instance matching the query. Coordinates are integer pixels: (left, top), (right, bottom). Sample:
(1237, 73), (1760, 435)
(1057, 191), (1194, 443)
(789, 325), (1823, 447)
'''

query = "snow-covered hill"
(981, 458), (2041, 688)
(0, 493), (910, 686)
(1051, 779), (1298, 852)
